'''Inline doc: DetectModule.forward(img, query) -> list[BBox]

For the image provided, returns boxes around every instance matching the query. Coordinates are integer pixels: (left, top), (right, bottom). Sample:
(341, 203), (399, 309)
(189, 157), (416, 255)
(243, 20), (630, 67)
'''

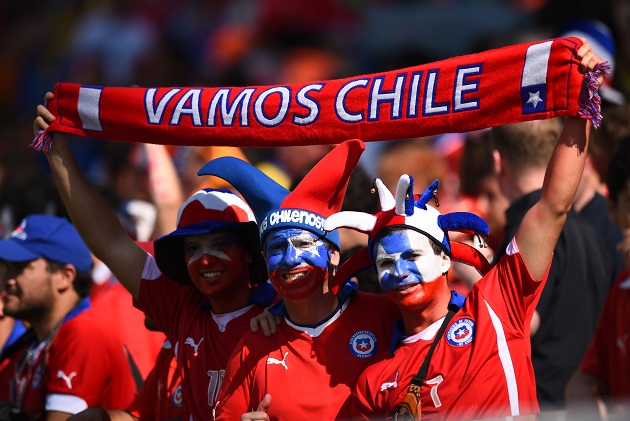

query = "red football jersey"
(10, 299), (136, 419)
(214, 288), (400, 421)
(137, 255), (277, 421)
(90, 266), (165, 379)
(127, 340), (184, 419)
(352, 239), (545, 420)
(580, 268), (630, 402)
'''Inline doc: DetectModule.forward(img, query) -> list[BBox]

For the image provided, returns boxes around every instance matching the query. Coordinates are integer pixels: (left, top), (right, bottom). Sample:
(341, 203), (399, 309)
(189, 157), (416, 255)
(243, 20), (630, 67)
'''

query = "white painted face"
(373, 229), (450, 293)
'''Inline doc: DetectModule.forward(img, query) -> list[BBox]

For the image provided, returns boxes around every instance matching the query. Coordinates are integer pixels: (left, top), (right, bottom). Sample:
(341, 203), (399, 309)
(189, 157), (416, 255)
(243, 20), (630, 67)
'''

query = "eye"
(376, 258), (394, 269)
(266, 241), (285, 254)
(184, 243), (200, 254)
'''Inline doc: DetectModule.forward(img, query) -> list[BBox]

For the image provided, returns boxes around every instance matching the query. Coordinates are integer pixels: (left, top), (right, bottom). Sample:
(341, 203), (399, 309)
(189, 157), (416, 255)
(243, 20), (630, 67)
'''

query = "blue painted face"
(264, 228), (333, 300)
(372, 230), (446, 293)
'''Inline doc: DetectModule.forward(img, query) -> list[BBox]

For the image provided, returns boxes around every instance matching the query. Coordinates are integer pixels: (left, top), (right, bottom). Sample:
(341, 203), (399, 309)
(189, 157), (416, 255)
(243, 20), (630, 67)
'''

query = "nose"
(281, 244), (301, 267)
(198, 252), (219, 265)
(394, 258), (409, 279)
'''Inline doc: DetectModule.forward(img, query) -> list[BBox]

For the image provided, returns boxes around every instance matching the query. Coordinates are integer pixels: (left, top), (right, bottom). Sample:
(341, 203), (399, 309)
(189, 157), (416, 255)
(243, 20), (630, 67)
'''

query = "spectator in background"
(491, 117), (616, 411)
(376, 137), (446, 198)
(566, 134), (630, 420)
(458, 130), (509, 253)
(0, 215), (136, 419)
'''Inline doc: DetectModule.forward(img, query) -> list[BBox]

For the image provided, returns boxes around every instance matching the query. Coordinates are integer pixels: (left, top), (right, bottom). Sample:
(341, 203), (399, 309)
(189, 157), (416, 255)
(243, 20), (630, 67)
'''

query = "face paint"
(264, 228), (332, 300)
(185, 242), (234, 264)
(373, 230), (446, 293)
(184, 231), (251, 299)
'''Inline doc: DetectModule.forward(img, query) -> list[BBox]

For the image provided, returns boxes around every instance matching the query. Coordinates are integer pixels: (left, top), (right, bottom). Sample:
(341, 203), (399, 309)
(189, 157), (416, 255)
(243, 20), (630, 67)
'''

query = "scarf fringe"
(578, 61), (610, 129)
(30, 129), (53, 152)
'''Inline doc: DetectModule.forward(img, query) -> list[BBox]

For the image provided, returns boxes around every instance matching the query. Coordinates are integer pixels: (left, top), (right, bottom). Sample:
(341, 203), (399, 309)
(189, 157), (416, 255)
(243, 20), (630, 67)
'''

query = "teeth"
(202, 271), (222, 279)
(395, 284), (416, 292)
(283, 271), (307, 281)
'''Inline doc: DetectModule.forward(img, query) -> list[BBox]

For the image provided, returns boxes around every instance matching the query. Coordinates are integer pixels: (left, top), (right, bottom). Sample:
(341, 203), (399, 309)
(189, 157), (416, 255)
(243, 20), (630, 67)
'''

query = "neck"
(32, 295), (82, 342)
(501, 167), (546, 204)
(208, 285), (253, 314)
(283, 289), (339, 326)
(400, 281), (451, 336)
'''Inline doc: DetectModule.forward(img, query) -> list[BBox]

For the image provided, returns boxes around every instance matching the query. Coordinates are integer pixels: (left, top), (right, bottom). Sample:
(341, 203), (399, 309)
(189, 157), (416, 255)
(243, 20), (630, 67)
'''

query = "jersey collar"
(390, 290), (465, 354)
(268, 280), (358, 327)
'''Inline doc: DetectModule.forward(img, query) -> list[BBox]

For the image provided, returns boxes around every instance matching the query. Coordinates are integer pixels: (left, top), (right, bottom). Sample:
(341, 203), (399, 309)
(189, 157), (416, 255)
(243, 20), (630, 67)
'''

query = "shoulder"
(56, 309), (121, 348)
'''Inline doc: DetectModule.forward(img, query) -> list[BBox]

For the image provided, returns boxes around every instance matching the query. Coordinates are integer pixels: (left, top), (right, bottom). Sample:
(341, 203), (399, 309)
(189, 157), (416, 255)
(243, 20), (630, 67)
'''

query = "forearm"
(45, 136), (144, 298)
(516, 117), (590, 278)
(144, 143), (183, 237)
(540, 117), (590, 217)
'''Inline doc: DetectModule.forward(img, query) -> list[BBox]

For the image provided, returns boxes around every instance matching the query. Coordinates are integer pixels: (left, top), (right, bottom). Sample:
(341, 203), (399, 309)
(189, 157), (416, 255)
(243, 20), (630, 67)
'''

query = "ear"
(54, 264), (77, 293)
(330, 249), (341, 267)
(440, 253), (451, 275)
(493, 149), (502, 176)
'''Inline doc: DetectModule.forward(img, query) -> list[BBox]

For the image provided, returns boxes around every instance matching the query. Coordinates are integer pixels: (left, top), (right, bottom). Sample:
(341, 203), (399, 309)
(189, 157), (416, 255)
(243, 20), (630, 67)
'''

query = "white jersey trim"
(284, 297), (350, 338)
(505, 237), (519, 256)
(484, 300), (519, 416)
(402, 317), (445, 344)
(212, 304), (255, 332)
(46, 393), (88, 414)
(142, 254), (162, 281)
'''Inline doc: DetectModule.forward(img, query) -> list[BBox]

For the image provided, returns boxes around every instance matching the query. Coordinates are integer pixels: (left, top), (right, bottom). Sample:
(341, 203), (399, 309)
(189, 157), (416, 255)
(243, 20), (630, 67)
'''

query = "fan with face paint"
(198, 140), (364, 306)
(373, 227), (451, 310)
(326, 175), (491, 302)
(264, 228), (338, 301)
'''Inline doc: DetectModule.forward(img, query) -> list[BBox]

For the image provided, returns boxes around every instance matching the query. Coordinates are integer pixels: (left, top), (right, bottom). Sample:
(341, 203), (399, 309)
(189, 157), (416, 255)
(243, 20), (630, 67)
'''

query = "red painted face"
(264, 229), (332, 301)
(185, 231), (252, 300)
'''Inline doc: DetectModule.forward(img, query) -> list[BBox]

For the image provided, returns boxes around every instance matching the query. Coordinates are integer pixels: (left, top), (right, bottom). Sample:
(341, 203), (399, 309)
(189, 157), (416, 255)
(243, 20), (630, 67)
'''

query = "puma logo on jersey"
(57, 370), (77, 389)
(266, 351), (289, 370)
(380, 371), (398, 391)
(185, 337), (204, 356)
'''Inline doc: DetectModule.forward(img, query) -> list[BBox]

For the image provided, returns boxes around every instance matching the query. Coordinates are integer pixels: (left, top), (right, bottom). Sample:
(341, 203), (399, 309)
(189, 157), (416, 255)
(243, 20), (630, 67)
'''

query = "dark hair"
(459, 131), (495, 196)
(45, 259), (92, 298)
(607, 134), (630, 205)
(340, 245), (383, 294)
(232, 226), (268, 285)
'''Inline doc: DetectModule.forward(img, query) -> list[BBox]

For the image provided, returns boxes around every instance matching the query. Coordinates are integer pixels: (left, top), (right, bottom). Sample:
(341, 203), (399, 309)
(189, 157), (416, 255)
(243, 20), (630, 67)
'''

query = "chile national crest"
(349, 330), (378, 358)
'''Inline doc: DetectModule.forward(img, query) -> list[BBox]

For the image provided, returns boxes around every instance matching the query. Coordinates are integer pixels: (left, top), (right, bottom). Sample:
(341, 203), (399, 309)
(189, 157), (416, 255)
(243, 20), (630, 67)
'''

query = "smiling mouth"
(282, 270), (309, 281)
(201, 271), (223, 279)
(395, 283), (419, 292)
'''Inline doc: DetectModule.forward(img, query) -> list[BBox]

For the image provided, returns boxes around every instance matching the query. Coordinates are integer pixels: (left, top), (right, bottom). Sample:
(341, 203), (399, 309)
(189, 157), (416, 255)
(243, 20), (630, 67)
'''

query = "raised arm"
(143, 143), (183, 238)
(35, 92), (147, 299)
(515, 42), (603, 280)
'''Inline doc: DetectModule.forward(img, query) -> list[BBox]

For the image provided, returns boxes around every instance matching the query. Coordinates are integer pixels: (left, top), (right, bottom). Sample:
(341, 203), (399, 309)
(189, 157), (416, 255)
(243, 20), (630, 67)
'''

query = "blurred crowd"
(0, 1), (629, 419)
(1, 0), (629, 238)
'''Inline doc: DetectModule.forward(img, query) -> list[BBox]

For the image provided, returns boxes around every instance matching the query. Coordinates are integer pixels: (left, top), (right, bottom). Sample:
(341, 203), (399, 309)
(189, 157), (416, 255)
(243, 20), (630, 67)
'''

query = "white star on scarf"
(527, 91), (543, 108)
